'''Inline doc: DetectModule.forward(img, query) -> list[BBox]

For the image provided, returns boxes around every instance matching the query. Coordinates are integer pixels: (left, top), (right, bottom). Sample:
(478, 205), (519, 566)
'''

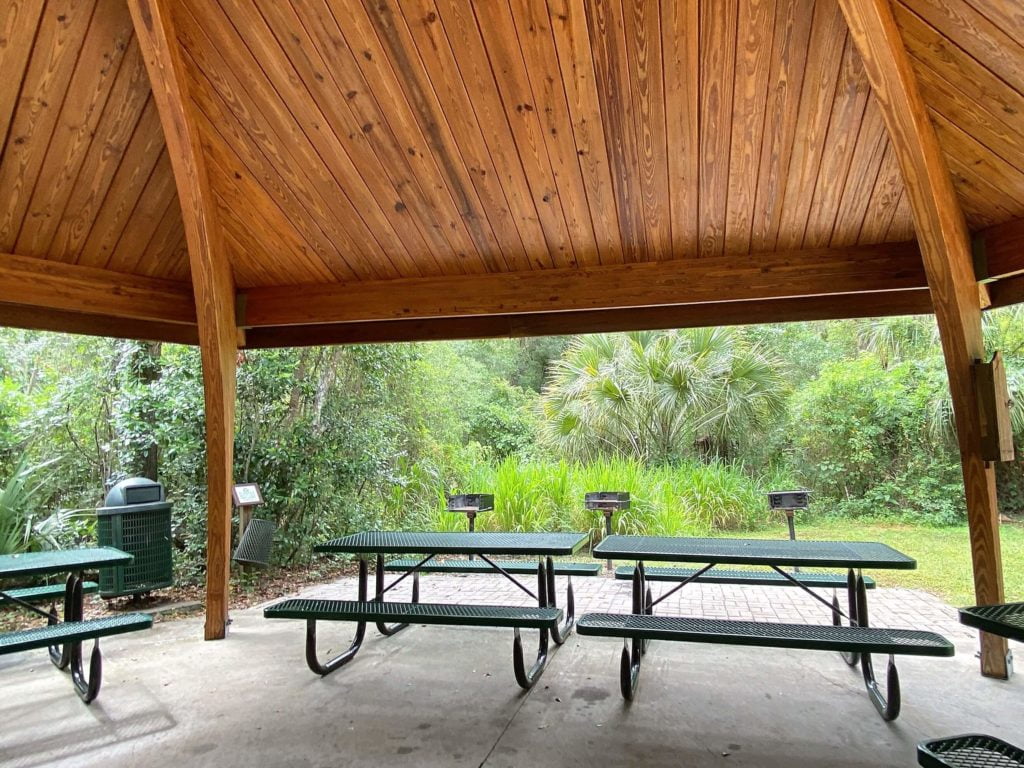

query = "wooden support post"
(840, 0), (1009, 677)
(130, 0), (237, 640)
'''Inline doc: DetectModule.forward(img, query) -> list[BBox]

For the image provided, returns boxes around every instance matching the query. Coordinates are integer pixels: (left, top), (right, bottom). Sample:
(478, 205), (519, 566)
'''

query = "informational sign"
(232, 483), (265, 507)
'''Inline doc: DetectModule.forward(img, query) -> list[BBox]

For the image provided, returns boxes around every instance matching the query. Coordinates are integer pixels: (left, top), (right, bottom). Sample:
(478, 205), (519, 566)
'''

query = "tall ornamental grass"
(410, 456), (786, 539)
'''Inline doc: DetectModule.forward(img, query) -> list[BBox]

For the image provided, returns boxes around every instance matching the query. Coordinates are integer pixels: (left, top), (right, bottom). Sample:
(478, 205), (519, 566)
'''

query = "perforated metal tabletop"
(0, 547), (132, 579)
(316, 531), (589, 556)
(592, 535), (916, 569)
(958, 602), (1024, 643)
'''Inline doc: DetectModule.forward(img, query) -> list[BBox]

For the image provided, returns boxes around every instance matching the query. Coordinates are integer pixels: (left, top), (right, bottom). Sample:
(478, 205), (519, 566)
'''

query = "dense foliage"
(0, 308), (1021, 581)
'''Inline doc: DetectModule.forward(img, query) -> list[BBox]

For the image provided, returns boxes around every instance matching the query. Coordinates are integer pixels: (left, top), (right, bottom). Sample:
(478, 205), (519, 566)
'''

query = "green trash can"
(96, 478), (174, 598)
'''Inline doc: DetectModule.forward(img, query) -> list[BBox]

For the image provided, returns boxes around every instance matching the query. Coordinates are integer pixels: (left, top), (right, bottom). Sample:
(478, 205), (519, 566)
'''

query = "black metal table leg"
(546, 555), (575, 645)
(855, 571), (901, 720)
(513, 559), (550, 689)
(620, 561), (646, 700)
(835, 568), (861, 667)
(306, 557), (368, 675)
(374, 554), (418, 636)
(49, 572), (82, 670)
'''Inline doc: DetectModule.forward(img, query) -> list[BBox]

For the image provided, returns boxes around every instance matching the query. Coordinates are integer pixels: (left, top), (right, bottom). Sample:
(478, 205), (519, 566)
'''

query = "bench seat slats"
(0, 614), (153, 654)
(576, 613), (954, 657)
(3, 582), (100, 603)
(918, 734), (1024, 767)
(264, 598), (561, 629)
(612, 566), (875, 589)
(384, 559), (601, 576)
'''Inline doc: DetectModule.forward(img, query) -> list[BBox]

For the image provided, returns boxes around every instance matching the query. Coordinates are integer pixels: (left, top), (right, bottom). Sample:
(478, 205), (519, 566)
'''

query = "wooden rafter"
(839, 0), (1009, 678)
(129, 0), (237, 641)
(975, 218), (1024, 281)
(244, 289), (933, 348)
(0, 252), (195, 325)
(241, 242), (926, 327)
(0, 302), (198, 345)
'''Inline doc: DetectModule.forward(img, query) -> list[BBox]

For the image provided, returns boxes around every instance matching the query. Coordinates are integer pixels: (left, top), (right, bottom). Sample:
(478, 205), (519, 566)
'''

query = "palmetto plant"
(0, 456), (62, 555)
(539, 329), (786, 463)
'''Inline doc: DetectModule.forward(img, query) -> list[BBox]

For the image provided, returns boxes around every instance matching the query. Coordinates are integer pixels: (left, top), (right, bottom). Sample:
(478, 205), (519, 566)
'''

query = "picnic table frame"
(591, 535), (920, 717)
(304, 531), (589, 686)
(0, 547), (133, 700)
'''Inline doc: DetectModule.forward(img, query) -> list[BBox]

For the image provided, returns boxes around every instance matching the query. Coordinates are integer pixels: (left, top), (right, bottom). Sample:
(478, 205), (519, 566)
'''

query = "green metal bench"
(918, 735), (1024, 767)
(612, 565), (875, 589)
(385, 559), (601, 576)
(265, 597), (561, 688)
(4, 581), (100, 603)
(576, 612), (953, 720)
(0, 613), (153, 703)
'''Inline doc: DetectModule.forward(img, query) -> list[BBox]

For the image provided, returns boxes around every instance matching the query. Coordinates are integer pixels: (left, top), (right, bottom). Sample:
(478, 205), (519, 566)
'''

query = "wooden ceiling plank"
(76, 139), (165, 269)
(133, 195), (184, 278)
(857, 139), (904, 243)
(242, 241), (927, 327)
(176, 0), (392, 281)
(775, 1), (848, 250)
(509, 0), (604, 266)
(175, 17), (359, 282)
(724, 0), (776, 255)
(945, 153), (1023, 229)
(930, 109), (1024, 209)
(47, 44), (154, 263)
(187, 71), (353, 283)
(244, 289), (934, 349)
(0, 2), (45, 154)
(697, 0), (737, 258)
(898, 0), (1024, 95)
(840, 0), (1009, 678)
(619, 0), (671, 261)
(205, 150), (327, 286)
(750, 0), (815, 252)
(830, 96), (889, 248)
(960, 0), (1024, 45)
(214, 0), (417, 280)
(386, 0), (543, 272)
(896, 4), (1024, 144)
(914, 59), (1024, 178)
(282, 0), (489, 276)
(0, 0), (96, 250)
(129, 0), (237, 641)
(258, 1), (457, 276)
(439, 0), (577, 268)
(0, 250), (195, 324)
(14, 4), (134, 258)
(105, 149), (178, 273)
(803, 34), (872, 248)
(586, 0), (647, 262)
(660, 0), (699, 258)
(885, 191), (916, 242)
(547, 0), (625, 265)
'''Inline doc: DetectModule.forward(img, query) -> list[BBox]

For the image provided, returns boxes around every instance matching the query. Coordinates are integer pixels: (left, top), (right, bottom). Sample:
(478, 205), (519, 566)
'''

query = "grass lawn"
(734, 519), (1024, 606)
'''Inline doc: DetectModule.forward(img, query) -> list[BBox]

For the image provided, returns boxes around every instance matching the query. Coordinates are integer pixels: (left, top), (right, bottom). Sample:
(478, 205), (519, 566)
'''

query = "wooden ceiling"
(0, 0), (1022, 343)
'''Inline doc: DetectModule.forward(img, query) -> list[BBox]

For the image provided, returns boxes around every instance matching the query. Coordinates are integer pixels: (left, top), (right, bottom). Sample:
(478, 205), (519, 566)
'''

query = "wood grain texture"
(0, 301), (198, 344)
(977, 217), (1024, 280)
(129, 0), (237, 642)
(841, 0), (1008, 678)
(245, 288), (933, 348)
(242, 241), (927, 326)
(0, 250), (195, 323)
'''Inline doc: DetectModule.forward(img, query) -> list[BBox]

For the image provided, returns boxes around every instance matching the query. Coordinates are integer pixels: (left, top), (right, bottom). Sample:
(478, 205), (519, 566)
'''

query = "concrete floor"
(2, 601), (1021, 768)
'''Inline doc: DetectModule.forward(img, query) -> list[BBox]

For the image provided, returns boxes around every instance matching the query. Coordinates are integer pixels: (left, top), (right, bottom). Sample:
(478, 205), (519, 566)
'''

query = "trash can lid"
(104, 477), (165, 506)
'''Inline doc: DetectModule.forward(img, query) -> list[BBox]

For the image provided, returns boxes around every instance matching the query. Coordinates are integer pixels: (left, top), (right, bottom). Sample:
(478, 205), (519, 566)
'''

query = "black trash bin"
(96, 478), (174, 598)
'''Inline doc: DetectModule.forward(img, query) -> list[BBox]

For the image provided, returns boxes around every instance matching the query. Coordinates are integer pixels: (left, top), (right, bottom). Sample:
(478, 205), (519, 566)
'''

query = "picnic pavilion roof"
(0, 0), (1019, 671)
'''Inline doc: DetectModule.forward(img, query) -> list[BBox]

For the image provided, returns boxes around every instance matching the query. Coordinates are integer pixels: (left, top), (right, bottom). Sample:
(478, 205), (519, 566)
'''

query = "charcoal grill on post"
(585, 492), (630, 571)
(768, 490), (810, 573)
(446, 494), (494, 560)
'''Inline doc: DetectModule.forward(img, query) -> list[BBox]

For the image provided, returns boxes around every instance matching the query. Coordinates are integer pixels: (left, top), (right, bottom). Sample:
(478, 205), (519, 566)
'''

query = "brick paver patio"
(294, 567), (974, 641)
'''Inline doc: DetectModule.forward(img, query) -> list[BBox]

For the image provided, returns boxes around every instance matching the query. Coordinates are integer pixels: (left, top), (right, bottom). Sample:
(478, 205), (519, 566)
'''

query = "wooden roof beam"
(0, 302), (198, 345)
(240, 242), (926, 327)
(244, 289), (933, 348)
(974, 218), (1024, 281)
(840, 0), (1009, 678)
(130, 0), (237, 641)
(0, 252), (195, 326)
